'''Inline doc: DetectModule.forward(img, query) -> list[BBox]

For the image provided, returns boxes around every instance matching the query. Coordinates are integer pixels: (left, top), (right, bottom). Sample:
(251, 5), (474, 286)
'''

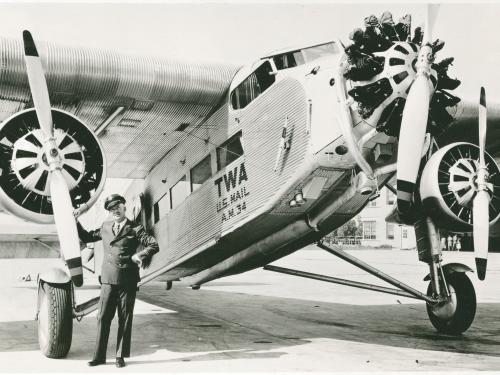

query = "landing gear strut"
(417, 216), (477, 334)
(426, 272), (476, 334)
(264, 237), (476, 334)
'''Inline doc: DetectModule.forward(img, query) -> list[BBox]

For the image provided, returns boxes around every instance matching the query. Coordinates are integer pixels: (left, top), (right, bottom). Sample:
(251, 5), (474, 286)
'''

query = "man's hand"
(131, 253), (143, 267)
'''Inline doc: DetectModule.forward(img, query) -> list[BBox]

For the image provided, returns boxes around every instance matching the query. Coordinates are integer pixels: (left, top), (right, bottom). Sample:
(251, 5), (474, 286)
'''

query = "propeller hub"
(415, 45), (435, 78)
(448, 157), (481, 209)
(10, 128), (85, 195)
(347, 42), (438, 129)
(421, 142), (500, 228)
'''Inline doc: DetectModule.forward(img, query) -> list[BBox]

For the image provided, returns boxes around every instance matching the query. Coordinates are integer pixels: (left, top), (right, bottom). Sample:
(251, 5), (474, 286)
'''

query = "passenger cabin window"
(217, 133), (244, 171)
(230, 61), (275, 110)
(153, 202), (160, 224)
(153, 192), (170, 224)
(191, 155), (212, 192)
(170, 176), (189, 209)
(132, 206), (142, 224)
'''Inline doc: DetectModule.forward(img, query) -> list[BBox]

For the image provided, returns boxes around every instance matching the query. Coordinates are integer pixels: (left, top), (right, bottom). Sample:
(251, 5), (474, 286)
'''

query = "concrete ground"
(0, 248), (499, 372)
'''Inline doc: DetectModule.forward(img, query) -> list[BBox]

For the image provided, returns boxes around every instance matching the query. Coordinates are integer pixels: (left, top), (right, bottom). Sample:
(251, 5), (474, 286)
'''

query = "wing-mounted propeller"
(396, 5), (440, 216)
(419, 88), (500, 280)
(23, 30), (83, 287)
(473, 87), (490, 280)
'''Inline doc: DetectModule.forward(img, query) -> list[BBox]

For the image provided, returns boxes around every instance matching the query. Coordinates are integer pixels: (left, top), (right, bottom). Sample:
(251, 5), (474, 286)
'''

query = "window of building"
(230, 61), (275, 109)
(386, 189), (395, 205)
(363, 220), (377, 239)
(386, 223), (394, 240)
(217, 132), (244, 171)
(191, 155), (212, 192)
(170, 176), (189, 209)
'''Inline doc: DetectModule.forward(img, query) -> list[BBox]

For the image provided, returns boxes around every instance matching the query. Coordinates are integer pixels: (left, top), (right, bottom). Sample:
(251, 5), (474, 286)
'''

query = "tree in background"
(323, 217), (362, 244)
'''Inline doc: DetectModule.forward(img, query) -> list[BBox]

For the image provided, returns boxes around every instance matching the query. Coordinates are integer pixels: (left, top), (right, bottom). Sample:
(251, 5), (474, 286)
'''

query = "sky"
(1, 1), (500, 226)
(0, 1), (498, 100)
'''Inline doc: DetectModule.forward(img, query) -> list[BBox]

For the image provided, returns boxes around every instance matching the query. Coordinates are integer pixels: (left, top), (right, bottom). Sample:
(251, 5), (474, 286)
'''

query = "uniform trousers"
(93, 283), (137, 360)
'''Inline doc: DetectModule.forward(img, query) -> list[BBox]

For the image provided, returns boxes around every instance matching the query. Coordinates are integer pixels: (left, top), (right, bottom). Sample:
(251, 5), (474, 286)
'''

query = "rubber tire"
(37, 281), (73, 358)
(426, 272), (476, 335)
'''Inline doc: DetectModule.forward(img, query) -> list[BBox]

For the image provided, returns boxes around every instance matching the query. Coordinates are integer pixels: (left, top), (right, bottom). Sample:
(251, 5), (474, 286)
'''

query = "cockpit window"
(273, 50), (305, 70)
(271, 42), (338, 71)
(230, 61), (275, 110)
(302, 42), (338, 61)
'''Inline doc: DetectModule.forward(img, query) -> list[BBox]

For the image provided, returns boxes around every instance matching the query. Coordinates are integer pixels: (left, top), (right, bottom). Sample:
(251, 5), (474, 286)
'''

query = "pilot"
(73, 194), (159, 368)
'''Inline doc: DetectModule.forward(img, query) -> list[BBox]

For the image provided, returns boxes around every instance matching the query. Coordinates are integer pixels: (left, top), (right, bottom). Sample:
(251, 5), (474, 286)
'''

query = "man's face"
(109, 202), (126, 222)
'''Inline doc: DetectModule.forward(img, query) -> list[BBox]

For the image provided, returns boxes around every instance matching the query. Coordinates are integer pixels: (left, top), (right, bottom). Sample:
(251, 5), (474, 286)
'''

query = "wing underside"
(0, 37), (240, 178)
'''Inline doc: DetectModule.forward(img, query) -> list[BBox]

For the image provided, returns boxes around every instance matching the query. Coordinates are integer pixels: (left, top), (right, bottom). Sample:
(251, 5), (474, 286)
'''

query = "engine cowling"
(0, 108), (106, 223)
(420, 142), (500, 231)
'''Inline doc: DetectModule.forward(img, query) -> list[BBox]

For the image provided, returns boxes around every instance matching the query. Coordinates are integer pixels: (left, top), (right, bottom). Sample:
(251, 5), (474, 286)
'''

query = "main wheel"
(426, 272), (476, 335)
(37, 280), (73, 358)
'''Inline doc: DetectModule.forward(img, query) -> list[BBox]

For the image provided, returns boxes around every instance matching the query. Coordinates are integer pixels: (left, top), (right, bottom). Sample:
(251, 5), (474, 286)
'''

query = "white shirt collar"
(114, 219), (126, 233)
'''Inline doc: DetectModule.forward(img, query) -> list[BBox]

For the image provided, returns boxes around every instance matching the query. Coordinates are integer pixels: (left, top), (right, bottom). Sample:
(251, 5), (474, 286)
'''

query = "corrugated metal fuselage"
(136, 53), (395, 286)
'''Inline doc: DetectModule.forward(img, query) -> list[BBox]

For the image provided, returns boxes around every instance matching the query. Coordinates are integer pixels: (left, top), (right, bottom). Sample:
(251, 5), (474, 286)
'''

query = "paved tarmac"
(0, 248), (500, 372)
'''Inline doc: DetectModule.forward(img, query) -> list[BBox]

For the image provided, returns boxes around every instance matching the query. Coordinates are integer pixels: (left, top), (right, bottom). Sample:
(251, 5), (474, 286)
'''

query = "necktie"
(114, 222), (120, 236)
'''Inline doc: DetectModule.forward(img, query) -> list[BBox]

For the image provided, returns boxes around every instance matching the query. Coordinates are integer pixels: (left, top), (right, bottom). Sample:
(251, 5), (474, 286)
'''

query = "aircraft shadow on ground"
(0, 282), (499, 363)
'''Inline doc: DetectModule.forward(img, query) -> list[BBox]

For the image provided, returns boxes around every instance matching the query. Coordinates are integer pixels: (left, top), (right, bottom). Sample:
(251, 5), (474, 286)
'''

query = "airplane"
(0, 6), (499, 359)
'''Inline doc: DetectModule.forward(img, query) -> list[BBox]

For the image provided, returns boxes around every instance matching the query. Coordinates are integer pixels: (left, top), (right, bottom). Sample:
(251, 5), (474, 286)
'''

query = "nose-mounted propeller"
(23, 30), (83, 287)
(396, 5), (440, 215)
(473, 87), (490, 280)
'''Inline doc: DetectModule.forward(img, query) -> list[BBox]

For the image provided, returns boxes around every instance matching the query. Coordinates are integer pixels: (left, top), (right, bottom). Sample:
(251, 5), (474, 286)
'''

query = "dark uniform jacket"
(77, 219), (159, 286)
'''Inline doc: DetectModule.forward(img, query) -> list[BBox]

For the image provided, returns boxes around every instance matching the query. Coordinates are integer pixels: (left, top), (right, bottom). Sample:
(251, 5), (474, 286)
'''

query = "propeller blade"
(23, 31), (83, 286)
(396, 74), (432, 213)
(50, 170), (83, 287)
(22, 30), (53, 139)
(423, 4), (441, 44)
(473, 190), (489, 280)
(396, 6), (439, 214)
(478, 87), (487, 164)
(473, 86), (489, 280)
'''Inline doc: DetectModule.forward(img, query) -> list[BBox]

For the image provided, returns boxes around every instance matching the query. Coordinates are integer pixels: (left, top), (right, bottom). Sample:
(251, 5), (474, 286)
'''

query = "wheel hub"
(430, 284), (457, 320)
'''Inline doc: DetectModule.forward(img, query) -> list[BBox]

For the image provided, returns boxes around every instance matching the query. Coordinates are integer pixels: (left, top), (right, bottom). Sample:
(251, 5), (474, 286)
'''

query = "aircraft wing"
(437, 99), (500, 158)
(0, 37), (240, 178)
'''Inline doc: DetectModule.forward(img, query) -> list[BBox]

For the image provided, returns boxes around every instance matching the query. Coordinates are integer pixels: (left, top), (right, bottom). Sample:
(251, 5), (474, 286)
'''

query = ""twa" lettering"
(214, 162), (248, 197)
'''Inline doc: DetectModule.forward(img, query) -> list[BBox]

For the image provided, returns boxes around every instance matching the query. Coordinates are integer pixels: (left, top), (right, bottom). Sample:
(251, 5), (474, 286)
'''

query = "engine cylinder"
(0, 108), (106, 223)
(420, 142), (500, 231)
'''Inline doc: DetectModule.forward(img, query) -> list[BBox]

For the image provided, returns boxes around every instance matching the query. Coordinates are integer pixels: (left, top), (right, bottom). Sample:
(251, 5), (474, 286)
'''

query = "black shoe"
(116, 357), (126, 368)
(88, 359), (106, 367)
